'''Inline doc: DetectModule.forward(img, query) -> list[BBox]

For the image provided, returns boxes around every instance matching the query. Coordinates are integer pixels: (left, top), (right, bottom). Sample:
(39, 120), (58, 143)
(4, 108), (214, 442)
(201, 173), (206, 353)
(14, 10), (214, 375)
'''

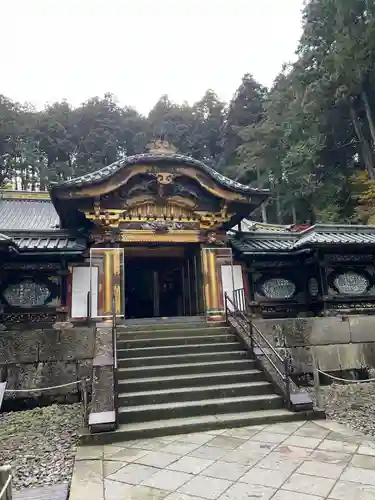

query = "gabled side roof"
(0, 196), (60, 231)
(231, 221), (375, 254)
(0, 191), (85, 253)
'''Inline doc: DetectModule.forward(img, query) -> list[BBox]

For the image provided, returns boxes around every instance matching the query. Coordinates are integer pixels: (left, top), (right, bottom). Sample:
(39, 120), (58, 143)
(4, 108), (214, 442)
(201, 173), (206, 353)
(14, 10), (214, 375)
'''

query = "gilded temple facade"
(2, 144), (375, 328)
(0, 143), (268, 326)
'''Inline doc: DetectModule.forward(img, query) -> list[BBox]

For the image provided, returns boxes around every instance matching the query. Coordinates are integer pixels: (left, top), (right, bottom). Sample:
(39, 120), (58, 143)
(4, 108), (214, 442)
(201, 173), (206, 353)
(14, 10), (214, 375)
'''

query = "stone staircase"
(86, 316), (316, 444)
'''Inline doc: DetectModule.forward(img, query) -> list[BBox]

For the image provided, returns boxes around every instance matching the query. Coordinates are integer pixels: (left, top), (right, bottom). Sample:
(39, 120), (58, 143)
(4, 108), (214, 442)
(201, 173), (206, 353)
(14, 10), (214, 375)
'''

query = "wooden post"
(0, 465), (12, 500)
(312, 350), (321, 409)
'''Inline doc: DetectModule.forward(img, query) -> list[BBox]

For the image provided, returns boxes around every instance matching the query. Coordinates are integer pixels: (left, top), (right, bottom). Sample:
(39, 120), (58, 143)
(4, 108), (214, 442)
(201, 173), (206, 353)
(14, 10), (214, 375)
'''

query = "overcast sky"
(2, 0), (304, 115)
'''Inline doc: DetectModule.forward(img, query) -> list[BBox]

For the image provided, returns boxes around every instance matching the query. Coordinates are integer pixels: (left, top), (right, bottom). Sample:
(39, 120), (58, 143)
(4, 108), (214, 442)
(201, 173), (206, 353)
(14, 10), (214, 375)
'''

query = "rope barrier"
(0, 472), (11, 500)
(316, 368), (375, 384)
(5, 378), (90, 393)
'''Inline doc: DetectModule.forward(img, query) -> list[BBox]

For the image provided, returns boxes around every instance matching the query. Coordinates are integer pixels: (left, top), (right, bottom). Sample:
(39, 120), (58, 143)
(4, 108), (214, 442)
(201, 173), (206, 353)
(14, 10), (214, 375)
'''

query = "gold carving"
(148, 139), (177, 154)
(120, 230), (200, 243)
(152, 172), (175, 185)
(84, 202), (232, 231)
(195, 211), (233, 229)
(84, 209), (123, 228)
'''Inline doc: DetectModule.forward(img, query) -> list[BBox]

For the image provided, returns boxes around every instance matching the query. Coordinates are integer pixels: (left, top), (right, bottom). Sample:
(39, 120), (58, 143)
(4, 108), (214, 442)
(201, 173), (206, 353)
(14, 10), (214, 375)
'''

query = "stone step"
(117, 369), (265, 392)
(116, 326), (229, 338)
(117, 342), (242, 358)
(117, 350), (249, 368)
(117, 358), (256, 378)
(118, 381), (274, 406)
(116, 333), (236, 349)
(80, 408), (315, 444)
(118, 393), (284, 424)
(117, 318), (210, 331)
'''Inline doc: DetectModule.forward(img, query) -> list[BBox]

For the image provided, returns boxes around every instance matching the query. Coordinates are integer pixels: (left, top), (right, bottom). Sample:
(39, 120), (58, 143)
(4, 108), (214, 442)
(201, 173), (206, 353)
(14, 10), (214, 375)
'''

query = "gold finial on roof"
(148, 139), (177, 154)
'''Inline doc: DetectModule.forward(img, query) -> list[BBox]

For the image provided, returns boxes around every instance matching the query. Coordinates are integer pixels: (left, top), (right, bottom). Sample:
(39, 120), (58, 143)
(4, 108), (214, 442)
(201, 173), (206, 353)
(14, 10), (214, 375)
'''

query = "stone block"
(287, 347), (313, 374)
(38, 327), (95, 361)
(361, 343), (375, 369)
(313, 344), (365, 371)
(95, 327), (113, 358)
(37, 329), (61, 361)
(5, 363), (38, 393)
(60, 327), (96, 359)
(91, 365), (115, 413)
(254, 317), (352, 348)
(39, 361), (78, 395)
(0, 330), (39, 363)
(77, 359), (93, 382)
(349, 316), (375, 343)
(5, 361), (78, 396)
(253, 318), (312, 347)
(310, 317), (350, 345)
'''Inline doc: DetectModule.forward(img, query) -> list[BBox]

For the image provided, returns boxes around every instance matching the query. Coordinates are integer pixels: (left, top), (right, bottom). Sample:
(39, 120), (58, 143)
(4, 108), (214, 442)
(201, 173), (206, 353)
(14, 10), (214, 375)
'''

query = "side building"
(231, 220), (375, 375)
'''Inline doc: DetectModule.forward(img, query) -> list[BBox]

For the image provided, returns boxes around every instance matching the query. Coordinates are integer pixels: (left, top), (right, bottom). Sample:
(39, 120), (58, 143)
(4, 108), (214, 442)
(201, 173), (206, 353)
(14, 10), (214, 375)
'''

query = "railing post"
(86, 290), (91, 324)
(249, 320), (253, 352)
(224, 293), (228, 324)
(284, 357), (291, 409)
(81, 378), (88, 427)
(0, 466), (12, 500)
(312, 351), (321, 408)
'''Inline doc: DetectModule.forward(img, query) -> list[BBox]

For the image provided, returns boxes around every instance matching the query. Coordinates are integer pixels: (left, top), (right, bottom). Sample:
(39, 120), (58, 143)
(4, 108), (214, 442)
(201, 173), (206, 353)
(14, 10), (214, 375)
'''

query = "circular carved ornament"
(261, 278), (296, 299)
(333, 271), (369, 295)
(3, 280), (51, 308)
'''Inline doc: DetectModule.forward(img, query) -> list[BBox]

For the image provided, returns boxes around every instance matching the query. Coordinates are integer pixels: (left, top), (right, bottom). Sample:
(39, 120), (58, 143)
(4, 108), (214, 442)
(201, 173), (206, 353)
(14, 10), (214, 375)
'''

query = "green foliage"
(1, 0), (375, 228)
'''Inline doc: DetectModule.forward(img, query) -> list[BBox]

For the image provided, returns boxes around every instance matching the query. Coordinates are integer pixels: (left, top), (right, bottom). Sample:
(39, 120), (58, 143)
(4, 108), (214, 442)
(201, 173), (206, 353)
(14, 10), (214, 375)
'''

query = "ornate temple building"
(1, 143), (375, 326)
(4, 143), (375, 439)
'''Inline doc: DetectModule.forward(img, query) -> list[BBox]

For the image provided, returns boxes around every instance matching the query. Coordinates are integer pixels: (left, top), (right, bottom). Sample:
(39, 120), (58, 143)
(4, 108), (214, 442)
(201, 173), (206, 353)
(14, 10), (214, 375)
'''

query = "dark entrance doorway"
(124, 246), (202, 319)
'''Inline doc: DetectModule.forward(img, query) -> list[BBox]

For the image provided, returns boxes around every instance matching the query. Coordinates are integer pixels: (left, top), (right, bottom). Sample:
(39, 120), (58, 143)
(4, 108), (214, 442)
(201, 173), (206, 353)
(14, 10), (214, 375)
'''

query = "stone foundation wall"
(253, 315), (375, 374)
(0, 327), (95, 400)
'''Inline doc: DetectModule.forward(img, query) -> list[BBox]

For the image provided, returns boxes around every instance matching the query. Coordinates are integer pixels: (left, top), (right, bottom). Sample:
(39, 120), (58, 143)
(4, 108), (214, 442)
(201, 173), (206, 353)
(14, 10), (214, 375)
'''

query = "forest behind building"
(1, 0), (375, 225)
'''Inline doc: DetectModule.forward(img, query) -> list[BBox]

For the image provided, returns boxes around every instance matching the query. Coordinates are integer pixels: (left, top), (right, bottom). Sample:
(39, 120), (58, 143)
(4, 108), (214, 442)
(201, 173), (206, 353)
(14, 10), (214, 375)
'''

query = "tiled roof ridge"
(50, 152), (269, 194)
(0, 190), (51, 200)
(232, 221), (375, 253)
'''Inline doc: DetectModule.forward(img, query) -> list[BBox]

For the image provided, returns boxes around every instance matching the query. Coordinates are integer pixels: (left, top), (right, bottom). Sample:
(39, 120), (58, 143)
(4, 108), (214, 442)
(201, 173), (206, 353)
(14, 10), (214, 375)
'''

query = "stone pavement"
(69, 420), (375, 500)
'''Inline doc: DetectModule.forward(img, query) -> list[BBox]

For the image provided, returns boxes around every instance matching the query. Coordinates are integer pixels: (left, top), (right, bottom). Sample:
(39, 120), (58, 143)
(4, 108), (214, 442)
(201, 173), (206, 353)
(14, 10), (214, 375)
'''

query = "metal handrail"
(111, 292), (118, 426)
(227, 293), (285, 364)
(87, 290), (91, 322)
(251, 323), (285, 364)
(111, 293), (117, 370)
(225, 292), (291, 408)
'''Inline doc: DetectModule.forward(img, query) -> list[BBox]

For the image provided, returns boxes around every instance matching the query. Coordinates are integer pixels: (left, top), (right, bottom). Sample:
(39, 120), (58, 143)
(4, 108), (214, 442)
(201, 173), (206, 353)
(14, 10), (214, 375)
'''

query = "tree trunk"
(349, 100), (375, 179)
(256, 163), (268, 223)
(275, 182), (282, 224)
(261, 203), (268, 223)
(291, 204), (297, 224)
(361, 90), (375, 148)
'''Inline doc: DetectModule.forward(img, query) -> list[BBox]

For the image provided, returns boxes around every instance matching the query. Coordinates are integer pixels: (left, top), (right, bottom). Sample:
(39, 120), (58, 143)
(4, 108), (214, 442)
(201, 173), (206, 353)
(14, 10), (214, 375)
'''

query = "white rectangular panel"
(71, 266), (98, 318)
(221, 264), (244, 311)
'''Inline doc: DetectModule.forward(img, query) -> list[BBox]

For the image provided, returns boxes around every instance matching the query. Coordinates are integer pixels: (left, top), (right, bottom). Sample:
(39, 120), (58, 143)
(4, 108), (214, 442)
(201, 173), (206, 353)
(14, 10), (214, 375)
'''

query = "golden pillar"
(201, 247), (224, 322)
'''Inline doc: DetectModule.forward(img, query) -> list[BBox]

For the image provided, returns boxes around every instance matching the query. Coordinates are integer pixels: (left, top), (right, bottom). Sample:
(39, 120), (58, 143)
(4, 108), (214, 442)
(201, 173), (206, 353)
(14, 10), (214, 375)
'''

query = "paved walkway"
(69, 420), (375, 500)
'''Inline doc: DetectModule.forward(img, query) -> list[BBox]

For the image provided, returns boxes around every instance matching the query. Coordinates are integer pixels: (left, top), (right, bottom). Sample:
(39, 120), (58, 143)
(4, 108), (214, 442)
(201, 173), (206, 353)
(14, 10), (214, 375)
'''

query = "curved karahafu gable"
(51, 152), (265, 196)
(50, 152), (267, 201)
(49, 150), (268, 231)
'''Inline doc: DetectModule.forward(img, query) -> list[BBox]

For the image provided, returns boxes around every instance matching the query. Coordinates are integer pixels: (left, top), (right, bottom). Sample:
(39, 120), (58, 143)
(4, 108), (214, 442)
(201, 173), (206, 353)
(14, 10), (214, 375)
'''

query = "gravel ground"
(0, 403), (81, 490)
(308, 381), (375, 437)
